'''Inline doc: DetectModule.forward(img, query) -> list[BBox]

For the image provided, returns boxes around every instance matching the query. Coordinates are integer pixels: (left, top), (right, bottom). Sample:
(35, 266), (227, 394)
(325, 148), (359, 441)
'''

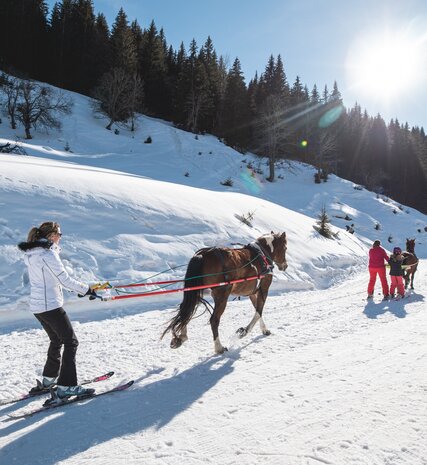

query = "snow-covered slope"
(1, 87), (425, 313)
(0, 82), (426, 465)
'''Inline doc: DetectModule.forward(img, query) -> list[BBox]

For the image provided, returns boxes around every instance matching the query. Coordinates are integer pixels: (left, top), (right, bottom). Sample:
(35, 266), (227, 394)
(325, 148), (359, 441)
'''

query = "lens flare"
(240, 168), (263, 194)
(300, 140), (308, 148)
(318, 105), (344, 128)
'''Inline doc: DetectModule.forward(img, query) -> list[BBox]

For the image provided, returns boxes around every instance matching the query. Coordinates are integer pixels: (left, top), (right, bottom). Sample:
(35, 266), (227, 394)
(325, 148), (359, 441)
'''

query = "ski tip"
(117, 380), (134, 390)
(2, 414), (22, 423)
(91, 371), (115, 382)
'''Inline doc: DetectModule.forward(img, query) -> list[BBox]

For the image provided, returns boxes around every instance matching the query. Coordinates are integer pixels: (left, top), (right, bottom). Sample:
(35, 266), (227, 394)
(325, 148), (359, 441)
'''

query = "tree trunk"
(106, 120), (113, 130)
(267, 152), (275, 182)
(24, 125), (32, 139)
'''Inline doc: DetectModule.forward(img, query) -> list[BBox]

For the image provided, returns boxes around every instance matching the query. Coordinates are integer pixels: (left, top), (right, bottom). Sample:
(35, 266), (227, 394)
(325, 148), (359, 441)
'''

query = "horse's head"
(258, 231), (288, 271)
(406, 238), (415, 253)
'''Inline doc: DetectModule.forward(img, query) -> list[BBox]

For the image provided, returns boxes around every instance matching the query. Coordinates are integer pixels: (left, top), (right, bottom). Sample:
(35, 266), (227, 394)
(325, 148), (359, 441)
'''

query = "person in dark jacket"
(367, 240), (390, 300)
(388, 247), (405, 299)
(18, 221), (97, 402)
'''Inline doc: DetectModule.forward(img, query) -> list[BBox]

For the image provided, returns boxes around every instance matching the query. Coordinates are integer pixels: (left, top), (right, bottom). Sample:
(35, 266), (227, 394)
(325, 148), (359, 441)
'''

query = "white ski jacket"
(19, 240), (88, 313)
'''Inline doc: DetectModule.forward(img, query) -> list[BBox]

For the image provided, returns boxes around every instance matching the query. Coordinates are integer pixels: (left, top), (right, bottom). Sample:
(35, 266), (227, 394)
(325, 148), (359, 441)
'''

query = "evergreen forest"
(0, 0), (426, 213)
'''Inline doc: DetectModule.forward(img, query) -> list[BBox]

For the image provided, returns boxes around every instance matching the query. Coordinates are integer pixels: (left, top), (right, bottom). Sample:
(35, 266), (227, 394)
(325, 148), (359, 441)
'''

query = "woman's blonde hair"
(27, 221), (60, 242)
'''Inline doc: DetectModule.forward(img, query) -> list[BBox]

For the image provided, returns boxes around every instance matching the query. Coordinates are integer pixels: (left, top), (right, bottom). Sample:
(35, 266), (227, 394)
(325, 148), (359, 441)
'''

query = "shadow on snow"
(362, 291), (424, 319)
(0, 352), (239, 465)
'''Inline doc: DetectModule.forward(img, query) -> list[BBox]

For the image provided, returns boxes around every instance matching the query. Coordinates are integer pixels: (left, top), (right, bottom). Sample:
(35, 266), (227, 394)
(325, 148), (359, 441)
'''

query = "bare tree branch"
(92, 68), (143, 131)
(16, 81), (72, 139)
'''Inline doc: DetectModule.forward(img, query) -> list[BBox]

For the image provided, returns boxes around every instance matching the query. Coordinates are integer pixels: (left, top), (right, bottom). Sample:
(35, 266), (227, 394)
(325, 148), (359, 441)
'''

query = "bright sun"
(346, 30), (422, 101)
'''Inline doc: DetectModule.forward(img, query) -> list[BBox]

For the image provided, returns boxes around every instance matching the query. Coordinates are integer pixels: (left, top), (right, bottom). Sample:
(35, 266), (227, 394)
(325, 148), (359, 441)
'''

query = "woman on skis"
(18, 221), (97, 402)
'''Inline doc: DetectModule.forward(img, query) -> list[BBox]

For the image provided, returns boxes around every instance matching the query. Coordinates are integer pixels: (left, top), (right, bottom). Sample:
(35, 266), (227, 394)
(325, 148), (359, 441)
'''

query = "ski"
(0, 371), (114, 407)
(3, 380), (134, 421)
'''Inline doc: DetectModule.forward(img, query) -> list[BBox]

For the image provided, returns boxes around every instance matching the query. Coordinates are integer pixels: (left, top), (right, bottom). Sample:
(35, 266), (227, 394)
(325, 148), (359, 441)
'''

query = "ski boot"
(29, 376), (57, 394)
(44, 385), (95, 406)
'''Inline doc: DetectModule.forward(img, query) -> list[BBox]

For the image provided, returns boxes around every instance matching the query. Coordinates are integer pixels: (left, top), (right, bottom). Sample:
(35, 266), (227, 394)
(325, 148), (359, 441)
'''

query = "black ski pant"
(34, 307), (79, 386)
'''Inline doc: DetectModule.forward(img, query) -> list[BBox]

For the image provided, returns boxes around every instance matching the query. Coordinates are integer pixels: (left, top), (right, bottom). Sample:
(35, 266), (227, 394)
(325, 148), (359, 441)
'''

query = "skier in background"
(18, 221), (97, 403)
(367, 239), (390, 300)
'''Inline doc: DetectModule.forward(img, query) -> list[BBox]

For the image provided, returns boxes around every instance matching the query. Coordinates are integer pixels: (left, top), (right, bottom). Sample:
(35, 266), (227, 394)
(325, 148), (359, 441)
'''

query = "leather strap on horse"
(402, 253), (419, 269)
(245, 241), (274, 275)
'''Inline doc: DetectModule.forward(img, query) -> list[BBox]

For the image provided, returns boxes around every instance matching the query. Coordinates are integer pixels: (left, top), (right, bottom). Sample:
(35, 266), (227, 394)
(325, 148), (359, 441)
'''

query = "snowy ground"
(0, 79), (426, 464)
(0, 268), (426, 465)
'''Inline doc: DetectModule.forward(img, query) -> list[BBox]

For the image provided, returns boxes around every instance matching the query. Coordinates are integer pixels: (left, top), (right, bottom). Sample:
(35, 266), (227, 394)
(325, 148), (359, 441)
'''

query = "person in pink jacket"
(367, 240), (390, 300)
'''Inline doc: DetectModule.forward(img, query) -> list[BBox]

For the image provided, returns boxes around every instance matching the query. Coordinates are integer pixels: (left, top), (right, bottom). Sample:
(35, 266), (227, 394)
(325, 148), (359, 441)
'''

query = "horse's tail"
(161, 254), (205, 339)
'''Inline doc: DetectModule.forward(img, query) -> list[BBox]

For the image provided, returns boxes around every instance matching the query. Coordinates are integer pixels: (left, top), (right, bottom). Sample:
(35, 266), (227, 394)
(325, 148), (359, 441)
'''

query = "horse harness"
(245, 241), (274, 276)
(402, 252), (418, 269)
(208, 241), (273, 296)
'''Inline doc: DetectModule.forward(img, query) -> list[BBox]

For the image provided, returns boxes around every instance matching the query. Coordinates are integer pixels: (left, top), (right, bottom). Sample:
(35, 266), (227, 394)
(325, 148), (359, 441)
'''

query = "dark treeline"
(0, 0), (426, 213)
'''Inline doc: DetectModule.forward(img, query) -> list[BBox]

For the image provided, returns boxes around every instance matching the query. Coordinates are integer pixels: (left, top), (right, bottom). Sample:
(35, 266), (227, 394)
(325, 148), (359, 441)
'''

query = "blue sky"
(46, 0), (427, 129)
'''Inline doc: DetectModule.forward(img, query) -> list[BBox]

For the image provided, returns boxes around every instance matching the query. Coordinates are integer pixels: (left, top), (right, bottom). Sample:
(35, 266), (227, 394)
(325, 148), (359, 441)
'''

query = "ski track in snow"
(0, 267), (425, 465)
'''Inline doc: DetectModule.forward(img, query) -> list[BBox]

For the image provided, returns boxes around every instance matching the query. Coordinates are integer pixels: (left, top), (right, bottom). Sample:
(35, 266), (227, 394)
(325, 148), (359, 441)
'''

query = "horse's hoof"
(170, 337), (183, 349)
(263, 329), (271, 336)
(236, 327), (247, 338)
(215, 346), (228, 354)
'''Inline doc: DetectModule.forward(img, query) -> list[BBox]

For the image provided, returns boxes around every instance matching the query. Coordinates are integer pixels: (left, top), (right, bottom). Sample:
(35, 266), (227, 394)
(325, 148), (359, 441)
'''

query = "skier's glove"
(78, 287), (98, 300)
(87, 288), (98, 300)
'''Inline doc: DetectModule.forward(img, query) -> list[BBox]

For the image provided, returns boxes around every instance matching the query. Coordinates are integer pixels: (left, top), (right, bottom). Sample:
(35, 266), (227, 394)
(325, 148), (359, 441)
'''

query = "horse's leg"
(179, 326), (188, 343)
(236, 294), (261, 338)
(210, 287), (231, 354)
(171, 326), (187, 348)
(410, 270), (415, 290)
(237, 279), (272, 338)
(404, 271), (409, 289)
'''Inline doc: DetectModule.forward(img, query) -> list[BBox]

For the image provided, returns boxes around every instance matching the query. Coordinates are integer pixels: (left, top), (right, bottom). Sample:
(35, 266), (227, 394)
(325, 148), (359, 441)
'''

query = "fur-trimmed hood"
(18, 239), (53, 252)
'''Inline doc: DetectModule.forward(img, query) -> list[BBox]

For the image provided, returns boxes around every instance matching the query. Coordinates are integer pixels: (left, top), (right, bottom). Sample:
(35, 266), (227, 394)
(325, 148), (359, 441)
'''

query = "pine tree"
(0, 0), (49, 79)
(330, 81), (342, 103)
(110, 8), (137, 73)
(47, 0), (98, 92)
(290, 76), (306, 105)
(271, 55), (289, 97)
(311, 84), (320, 104)
(184, 39), (208, 132)
(198, 36), (222, 133)
(315, 206), (333, 238)
(172, 42), (189, 125)
(220, 58), (250, 150)
(89, 13), (111, 89)
(139, 20), (168, 117)
(322, 85), (329, 104)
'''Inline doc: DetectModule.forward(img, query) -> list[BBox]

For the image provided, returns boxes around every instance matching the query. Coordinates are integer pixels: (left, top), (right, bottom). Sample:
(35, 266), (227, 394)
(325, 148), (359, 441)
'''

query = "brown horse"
(162, 232), (288, 354)
(403, 238), (418, 289)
